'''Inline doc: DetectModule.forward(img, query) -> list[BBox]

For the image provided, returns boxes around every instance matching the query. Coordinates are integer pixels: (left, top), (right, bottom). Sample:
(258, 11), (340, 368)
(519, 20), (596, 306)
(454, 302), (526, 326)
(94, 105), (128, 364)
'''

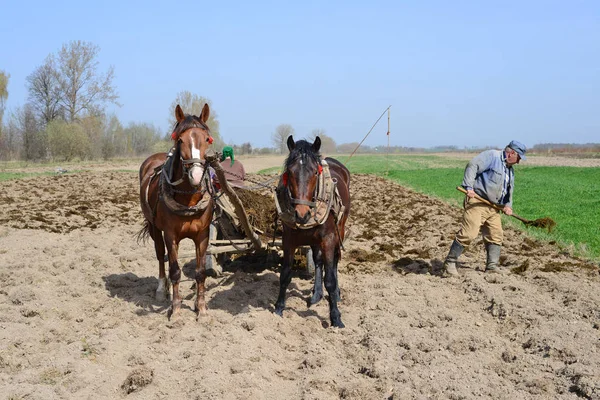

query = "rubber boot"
(485, 243), (506, 274)
(444, 239), (464, 277)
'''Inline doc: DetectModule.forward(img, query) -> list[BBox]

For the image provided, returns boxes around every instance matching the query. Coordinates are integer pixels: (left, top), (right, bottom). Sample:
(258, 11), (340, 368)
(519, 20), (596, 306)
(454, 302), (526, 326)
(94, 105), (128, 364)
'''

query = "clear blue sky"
(1, 0), (598, 149)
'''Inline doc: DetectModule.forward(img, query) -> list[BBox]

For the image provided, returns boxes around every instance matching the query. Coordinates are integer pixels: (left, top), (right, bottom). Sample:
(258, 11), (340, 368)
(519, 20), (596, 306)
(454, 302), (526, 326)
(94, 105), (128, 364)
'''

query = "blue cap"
(508, 140), (527, 160)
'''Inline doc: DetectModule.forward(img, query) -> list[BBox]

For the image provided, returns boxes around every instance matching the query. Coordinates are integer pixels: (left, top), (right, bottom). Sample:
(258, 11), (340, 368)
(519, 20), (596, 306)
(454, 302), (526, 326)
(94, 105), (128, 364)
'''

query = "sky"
(1, 0), (599, 149)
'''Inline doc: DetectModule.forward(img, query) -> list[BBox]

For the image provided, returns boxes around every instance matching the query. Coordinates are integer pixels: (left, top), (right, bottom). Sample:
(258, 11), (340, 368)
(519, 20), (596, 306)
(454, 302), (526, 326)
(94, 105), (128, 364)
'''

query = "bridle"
(282, 158), (323, 209)
(162, 139), (208, 191)
(164, 118), (213, 188)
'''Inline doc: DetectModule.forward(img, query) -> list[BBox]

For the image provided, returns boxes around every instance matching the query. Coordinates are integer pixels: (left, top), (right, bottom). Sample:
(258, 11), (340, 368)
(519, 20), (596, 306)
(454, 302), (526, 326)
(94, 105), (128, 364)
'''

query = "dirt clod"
(121, 367), (153, 394)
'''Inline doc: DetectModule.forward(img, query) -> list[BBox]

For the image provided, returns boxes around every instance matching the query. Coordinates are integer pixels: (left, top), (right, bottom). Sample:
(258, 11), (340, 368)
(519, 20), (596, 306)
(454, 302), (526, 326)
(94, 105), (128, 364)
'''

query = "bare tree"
(308, 128), (325, 141)
(272, 124), (294, 154)
(241, 142), (252, 155)
(13, 104), (46, 161)
(26, 55), (63, 125)
(0, 70), (8, 131)
(101, 114), (126, 159)
(168, 91), (223, 149)
(308, 129), (336, 154)
(1, 110), (22, 161)
(26, 54), (62, 125)
(57, 40), (119, 122)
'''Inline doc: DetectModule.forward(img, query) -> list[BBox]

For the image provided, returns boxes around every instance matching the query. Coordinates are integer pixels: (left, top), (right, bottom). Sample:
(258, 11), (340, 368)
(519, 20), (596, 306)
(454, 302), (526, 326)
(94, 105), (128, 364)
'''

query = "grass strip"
(345, 155), (600, 260)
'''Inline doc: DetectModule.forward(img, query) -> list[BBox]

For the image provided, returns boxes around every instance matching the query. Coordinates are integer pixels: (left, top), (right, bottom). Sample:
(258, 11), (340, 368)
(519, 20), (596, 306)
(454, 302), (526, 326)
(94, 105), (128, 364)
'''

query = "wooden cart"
(203, 152), (315, 276)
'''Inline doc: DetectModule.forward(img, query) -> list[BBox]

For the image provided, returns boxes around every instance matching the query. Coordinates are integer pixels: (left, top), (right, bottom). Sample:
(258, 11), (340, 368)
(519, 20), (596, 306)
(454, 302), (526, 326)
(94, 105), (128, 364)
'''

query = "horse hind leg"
(150, 225), (170, 301)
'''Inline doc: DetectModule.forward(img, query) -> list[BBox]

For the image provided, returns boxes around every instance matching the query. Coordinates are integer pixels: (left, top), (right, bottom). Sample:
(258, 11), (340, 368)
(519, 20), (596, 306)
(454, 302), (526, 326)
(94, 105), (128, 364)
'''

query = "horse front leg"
(150, 225), (169, 301)
(275, 244), (295, 317)
(194, 234), (210, 318)
(324, 246), (344, 328)
(308, 246), (324, 306)
(164, 233), (181, 318)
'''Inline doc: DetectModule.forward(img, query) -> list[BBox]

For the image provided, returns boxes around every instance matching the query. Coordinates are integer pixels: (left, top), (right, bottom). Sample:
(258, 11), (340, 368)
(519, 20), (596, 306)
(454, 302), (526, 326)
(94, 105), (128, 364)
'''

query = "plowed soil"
(1, 159), (599, 399)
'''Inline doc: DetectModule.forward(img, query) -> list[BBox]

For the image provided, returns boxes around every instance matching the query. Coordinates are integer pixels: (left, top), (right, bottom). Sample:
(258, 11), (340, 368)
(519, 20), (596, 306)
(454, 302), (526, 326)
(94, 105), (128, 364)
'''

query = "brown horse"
(138, 104), (214, 318)
(274, 136), (351, 328)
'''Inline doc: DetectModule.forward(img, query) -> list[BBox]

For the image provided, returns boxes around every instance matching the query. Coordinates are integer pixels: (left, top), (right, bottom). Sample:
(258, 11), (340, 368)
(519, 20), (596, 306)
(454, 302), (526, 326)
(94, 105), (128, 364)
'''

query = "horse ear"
(287, 135), (295, 152)
(313, 136), (321, 152)
(200, 103), (210, 124)
(175, 105), (185, 123)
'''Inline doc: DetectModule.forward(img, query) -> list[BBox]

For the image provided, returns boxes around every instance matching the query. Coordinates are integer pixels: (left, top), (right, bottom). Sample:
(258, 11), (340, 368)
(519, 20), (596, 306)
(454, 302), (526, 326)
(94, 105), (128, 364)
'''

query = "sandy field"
(0, 155), (599, 399)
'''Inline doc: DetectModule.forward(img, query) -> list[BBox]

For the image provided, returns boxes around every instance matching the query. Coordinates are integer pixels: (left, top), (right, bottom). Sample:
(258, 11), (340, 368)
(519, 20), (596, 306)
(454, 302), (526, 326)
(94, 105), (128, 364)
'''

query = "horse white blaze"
(189, 136), (204, 187)
(191, 137), (201, 160)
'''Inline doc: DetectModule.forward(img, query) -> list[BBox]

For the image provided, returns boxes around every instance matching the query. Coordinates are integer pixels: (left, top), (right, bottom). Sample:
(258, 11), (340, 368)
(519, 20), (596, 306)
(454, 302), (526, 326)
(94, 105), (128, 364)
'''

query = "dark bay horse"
(138, 104), (214, 318)
(275, 136), (351, 328)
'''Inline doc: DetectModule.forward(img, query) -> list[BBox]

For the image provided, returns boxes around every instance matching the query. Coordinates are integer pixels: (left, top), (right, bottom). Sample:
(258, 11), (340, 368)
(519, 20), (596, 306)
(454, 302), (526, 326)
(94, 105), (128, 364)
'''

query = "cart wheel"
(305, 247), (315, 276)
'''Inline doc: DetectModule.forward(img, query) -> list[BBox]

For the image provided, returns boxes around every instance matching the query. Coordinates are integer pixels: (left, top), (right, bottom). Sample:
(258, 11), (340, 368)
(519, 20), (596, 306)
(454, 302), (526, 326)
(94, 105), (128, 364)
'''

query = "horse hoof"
(274, 308), (284, 317)
(307, 294), (323, 307)
(331, 319), (345, 329)
(169, 299), (182, 319)
(194, 304), (208, 317)
(167, 307), (179, 320)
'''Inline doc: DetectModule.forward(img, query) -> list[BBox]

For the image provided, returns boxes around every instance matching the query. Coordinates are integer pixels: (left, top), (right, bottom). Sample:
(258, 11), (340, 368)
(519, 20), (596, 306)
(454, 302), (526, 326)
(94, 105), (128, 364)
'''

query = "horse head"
(283, 135), (322, 224)
(171, 104), (213, 187)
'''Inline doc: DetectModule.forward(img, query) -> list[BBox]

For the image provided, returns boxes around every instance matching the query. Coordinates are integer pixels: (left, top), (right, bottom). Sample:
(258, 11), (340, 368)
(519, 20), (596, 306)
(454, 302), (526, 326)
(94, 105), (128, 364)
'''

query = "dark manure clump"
(233, 188), (280, 237)
(525, 217), (557, 233)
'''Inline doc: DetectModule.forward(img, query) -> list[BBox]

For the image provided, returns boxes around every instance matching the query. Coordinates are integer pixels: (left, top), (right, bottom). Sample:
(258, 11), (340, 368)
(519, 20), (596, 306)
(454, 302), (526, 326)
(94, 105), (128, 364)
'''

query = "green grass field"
(342, 154), (600, 260)
(0, 171), (57, 180)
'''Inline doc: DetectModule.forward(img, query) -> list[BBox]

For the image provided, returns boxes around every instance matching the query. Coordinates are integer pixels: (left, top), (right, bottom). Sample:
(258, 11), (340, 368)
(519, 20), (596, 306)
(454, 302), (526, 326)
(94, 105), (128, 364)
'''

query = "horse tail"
(135, 220), (151, 244)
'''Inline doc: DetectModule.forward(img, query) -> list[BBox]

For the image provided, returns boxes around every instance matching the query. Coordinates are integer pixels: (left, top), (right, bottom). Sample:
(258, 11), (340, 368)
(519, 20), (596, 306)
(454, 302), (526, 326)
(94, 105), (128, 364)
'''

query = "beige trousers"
(455, 197), (503, 246)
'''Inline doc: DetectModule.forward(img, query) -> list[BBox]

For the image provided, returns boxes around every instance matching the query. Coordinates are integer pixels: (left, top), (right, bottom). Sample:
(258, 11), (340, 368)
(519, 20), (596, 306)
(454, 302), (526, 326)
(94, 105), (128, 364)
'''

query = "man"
(217, 146), (246, 188)
(444, 140), (527, 276)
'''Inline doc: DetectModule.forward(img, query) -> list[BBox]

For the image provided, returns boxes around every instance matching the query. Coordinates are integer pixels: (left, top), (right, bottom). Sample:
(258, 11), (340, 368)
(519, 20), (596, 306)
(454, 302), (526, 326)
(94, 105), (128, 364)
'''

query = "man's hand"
(503, 206), (513, 216)
(466, 189), (476, 198)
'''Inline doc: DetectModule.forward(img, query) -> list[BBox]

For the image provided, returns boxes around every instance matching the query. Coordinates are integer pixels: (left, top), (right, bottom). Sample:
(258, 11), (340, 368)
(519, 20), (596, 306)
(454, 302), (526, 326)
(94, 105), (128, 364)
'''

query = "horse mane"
(173, 114), (211, 136)
(283, 140), (321, 170)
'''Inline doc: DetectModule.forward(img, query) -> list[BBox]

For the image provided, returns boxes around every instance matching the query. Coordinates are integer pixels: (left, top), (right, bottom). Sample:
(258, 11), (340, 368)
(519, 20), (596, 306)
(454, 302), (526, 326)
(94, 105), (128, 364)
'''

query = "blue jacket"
(462, 149), (514, 207)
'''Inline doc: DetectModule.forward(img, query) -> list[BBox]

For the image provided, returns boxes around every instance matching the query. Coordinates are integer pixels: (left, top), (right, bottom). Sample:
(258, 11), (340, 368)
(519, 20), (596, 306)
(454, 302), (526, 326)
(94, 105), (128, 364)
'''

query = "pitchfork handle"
(455, 186), (530, 224)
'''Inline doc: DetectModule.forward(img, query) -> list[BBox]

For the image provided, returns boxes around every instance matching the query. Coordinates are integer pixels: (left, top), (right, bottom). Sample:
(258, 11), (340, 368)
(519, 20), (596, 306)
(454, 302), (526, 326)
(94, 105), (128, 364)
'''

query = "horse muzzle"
(291, 197), (316, 225)
(295, 207), (311, 224)
(187, 164), (205, 187)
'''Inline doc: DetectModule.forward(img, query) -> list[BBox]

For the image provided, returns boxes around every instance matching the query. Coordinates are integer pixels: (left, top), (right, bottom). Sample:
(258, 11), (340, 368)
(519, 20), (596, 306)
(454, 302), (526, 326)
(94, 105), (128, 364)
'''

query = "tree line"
(0, 41), (230, 162)
(1, 39), (421, 163)
(13, 40), (596, 161)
